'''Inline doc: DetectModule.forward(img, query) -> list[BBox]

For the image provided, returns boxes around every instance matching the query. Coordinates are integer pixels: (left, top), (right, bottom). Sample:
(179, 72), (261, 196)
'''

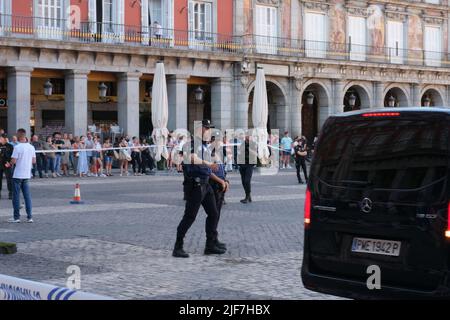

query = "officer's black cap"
(202, 119), (214, 129)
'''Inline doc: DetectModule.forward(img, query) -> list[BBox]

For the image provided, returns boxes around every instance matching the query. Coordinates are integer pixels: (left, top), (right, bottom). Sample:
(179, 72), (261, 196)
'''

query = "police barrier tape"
(0, 274), (114, 300)
(32, 144), (243, 154)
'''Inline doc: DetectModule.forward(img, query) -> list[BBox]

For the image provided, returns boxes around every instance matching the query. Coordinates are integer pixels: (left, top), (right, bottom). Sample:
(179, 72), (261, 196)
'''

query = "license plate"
(351, 237), (401, 257)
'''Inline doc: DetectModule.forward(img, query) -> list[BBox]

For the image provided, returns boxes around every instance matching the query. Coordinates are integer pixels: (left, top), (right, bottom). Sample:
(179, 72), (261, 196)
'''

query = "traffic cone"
(70, 184), (84, 205)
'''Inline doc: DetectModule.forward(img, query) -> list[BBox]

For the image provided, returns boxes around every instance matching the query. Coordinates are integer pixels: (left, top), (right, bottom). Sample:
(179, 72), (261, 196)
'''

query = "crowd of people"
(0, 126), (315, 198)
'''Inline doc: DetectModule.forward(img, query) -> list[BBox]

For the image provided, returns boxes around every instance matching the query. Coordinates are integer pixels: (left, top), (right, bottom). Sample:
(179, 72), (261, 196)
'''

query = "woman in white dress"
(77, 136), (89, 177)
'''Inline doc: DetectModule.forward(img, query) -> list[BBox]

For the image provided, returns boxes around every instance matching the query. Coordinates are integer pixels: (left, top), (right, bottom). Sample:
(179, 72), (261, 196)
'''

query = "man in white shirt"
(8, 128), (36, 223)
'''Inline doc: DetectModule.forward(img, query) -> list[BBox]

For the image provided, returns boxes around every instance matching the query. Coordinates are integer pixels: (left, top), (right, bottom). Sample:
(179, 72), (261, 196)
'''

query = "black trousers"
(32, 154), (46, 178)
(239, 165), (254, 195)
(213, 187), (225, 241)
(131, 151), (142, 173)
(141, 152), (155, 173)
(295, 159), (308, 182)
(0, 167), (13, 195)
(177, 183), (219, 241)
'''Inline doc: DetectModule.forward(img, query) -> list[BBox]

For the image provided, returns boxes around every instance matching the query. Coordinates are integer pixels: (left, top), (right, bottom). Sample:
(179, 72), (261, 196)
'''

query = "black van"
(301, 108), (450, 299)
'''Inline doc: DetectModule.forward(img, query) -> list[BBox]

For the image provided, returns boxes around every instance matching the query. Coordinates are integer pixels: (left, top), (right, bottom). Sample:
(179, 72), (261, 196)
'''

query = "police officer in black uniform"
(173, 120), (229, 258)
(294, 136), (308, 184)
(0, 134), (13, 199)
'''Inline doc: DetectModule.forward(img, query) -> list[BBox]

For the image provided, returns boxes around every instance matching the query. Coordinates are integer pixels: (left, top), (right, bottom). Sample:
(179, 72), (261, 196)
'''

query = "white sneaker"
(287, 165), (292, 169)
(7, 218), (20, 223)
(27, 218), (34, 223)
(100, 174), (106, 178)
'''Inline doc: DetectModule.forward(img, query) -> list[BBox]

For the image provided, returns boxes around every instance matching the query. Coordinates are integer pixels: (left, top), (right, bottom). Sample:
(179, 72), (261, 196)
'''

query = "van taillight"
(446, 202), (450, 238)
(304, 188), (311, 226)
(362, 112), (400, 117)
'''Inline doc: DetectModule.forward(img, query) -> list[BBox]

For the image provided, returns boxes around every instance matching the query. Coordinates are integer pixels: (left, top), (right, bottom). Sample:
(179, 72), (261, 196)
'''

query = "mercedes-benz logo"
(360, 198), (373, 213)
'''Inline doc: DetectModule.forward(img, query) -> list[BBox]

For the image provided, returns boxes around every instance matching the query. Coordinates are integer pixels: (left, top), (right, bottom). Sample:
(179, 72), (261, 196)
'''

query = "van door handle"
(313, 206), (337, 212)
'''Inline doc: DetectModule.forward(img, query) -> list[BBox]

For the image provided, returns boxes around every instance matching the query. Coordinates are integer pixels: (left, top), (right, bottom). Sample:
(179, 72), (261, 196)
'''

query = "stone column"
(65, 70), (89, 137)
(374, 81), (385, 108)
(411, 84), (422, 107)
(7, 66), (33, 137)
(167, 75), (189, 131)
(290, 79), (302, 138)
(211, 77), (232, 131)
(333, 80), (345, 114)
(234, 76), (249, 130)
(117, 72), (142, 138)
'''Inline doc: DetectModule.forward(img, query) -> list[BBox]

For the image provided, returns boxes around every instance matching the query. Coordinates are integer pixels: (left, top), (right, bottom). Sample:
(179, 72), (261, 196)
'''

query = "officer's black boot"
(215, 239), (227, 250)
(205, 239), (226, 255)
(240, 193), (250, 204)
(172, 238), (189, 258)
(248, 193), (252, 203)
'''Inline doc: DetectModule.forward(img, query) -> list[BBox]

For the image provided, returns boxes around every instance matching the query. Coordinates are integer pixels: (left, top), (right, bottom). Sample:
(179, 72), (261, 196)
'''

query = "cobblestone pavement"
(0, 169), (342, 300)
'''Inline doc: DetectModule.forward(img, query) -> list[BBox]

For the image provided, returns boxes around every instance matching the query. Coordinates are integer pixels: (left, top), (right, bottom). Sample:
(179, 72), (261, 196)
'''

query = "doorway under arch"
(248, 81), (287, 133)
(384, 87), (409, 107)
(421, 88), (444, 107)
(301, 83), (330, 145)
(343, 85), (371, 111)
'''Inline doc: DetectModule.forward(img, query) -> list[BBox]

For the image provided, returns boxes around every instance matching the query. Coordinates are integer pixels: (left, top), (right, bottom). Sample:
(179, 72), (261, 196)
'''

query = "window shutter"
(116, 0), (125, 42)
(255, 5), (262, 36)
(167, 0), (174, 40)
(387, 20), (404, 63)
(88, 0), (97, 34)
(270, 7), (277, 38)
(188, 0), (194, 44)
(142, 0), (149, 44)
(305, 12), (326, 58)
(205, 1), (212, 35)
(348, 16), (366, 61)
(425, 25), (442, 66)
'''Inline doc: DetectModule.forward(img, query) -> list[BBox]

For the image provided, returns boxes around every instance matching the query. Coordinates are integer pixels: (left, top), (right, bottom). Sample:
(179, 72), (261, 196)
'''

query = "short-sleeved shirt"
(54, 139), (65, 155)
(281, 137), (293, 151)
(182, 139), (212, 180)
(12, 143), (36, 179)
(85, 139), (94, 157)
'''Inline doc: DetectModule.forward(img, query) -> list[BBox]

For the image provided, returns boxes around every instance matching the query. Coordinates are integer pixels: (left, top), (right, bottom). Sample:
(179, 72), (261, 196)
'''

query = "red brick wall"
(71, 0), (89, 21)
(13, 0), (32, 17)
(217, 0), (233, 35)
(174, 0), (188, 31)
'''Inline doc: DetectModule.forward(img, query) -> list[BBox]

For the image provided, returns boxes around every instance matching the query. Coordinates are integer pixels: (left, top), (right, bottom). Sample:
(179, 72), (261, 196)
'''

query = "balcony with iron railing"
(0, 14), (448, 69)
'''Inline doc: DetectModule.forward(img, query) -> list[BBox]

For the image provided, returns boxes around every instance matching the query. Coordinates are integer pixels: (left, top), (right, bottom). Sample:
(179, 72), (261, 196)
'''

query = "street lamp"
(348, 93), (356, 109)
(195, 86), (204, 102)
(423, 96), (431, 107)
(146, 85), (153, 100)
(306, 92), (314, 105)
(388, 95), (396, 107)
(98, 82), (108, 100)
(43, 79), (53, 98)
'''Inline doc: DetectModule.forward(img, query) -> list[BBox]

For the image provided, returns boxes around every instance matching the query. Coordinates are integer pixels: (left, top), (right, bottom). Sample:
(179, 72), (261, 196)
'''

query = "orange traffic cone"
(70, 184), (84, 205)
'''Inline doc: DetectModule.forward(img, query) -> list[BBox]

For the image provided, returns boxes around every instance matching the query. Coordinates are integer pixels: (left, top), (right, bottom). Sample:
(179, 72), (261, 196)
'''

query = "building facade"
(0, 0), (449, 142)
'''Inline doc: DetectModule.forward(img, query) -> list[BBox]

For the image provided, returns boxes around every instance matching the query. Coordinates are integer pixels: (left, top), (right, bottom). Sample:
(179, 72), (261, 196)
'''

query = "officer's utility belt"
(186, 176), (209, 186)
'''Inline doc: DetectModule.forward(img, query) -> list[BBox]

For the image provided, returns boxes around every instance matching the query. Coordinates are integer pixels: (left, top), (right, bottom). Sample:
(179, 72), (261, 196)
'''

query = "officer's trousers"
(295, 159), (308, 182)
(239, 165), (254, 195)
(0, 167), (12, 195)
(213, 188), (225, 240)
(177, 183), (219, 241)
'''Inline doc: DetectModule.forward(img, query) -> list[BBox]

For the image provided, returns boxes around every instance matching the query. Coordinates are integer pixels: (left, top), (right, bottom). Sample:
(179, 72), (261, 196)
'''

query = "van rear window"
(312, 117), (448, 190)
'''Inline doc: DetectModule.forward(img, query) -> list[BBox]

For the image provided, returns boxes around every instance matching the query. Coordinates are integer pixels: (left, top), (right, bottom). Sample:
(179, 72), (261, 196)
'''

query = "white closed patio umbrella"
(151, 62), (169, 162)
(252, 67), (270, 164)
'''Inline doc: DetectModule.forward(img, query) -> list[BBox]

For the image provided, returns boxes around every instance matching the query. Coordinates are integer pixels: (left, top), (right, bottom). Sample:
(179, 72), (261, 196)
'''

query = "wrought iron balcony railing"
(0, 14), (447, 68)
